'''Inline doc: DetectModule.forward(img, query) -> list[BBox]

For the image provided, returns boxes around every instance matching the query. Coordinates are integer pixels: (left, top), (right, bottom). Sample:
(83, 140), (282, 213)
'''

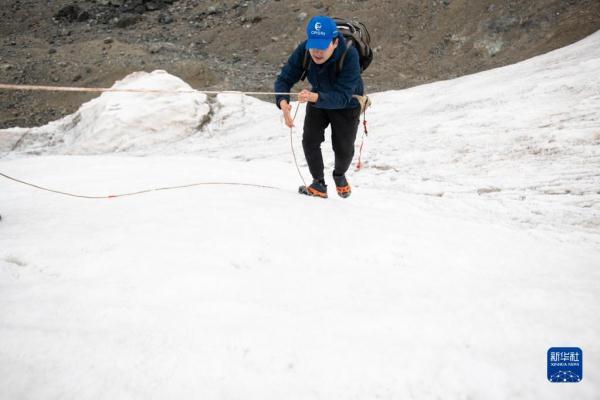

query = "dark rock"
(77, 10), (91, 22)
(520, 18), (540, 32)
(486, 16), (519, 34)
(149, 43), (162, 53)
(207, 5), (224, 15)
(121, 0), (144, 14)
(55, 5), (81, 23)
(158, 13), (173, 24)
(145, 2), (160, 11)
(115, 14), (141, 28)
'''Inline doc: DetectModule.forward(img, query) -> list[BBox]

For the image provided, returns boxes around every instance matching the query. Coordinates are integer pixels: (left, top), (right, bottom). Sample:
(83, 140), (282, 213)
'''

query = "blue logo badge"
(547, 347), (583, 382)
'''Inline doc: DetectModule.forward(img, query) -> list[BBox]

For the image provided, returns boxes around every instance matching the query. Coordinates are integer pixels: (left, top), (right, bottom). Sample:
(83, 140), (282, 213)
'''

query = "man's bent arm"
(274, 42), (306, 109)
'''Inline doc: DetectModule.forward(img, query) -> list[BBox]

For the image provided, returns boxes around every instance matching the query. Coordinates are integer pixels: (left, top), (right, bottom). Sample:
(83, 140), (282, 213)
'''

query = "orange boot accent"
(308, 186), (328, 198)
(336, 185), (351, 198)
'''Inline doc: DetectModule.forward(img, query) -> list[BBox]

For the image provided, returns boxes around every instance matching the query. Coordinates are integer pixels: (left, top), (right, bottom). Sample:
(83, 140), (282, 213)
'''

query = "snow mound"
(0, 70), (209, 154)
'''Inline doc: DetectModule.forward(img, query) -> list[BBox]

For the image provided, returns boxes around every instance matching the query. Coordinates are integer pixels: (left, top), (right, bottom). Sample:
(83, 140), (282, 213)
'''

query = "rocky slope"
(1, 0), (599, 128)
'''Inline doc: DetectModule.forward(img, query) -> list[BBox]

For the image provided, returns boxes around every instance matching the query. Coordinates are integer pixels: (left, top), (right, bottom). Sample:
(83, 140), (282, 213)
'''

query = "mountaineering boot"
(333, 174), (351, 198)
(298, 179), (328, 198)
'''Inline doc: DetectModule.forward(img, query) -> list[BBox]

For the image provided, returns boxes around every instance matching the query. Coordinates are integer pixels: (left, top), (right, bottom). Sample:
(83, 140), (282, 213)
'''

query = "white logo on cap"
(315, 22), (322, 31)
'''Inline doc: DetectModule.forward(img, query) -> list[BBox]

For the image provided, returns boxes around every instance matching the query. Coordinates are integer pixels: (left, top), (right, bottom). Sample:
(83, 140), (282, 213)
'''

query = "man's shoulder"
(336, 41), (360, 75)
(294, 40), (308, 53)
(287, 40), (307, 64)
(333, 36), (358, 61)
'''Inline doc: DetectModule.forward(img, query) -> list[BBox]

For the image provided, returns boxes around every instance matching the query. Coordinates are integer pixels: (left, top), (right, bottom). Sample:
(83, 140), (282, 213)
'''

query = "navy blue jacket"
(274, 33), (364, 110)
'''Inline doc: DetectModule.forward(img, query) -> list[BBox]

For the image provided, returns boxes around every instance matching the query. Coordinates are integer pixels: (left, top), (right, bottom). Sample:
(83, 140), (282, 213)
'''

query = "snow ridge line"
(0, 172), (282, 200)
(0, 83), (297, 97)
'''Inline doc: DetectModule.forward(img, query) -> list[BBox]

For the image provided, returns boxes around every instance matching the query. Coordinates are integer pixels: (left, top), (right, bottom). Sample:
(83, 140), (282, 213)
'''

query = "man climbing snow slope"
(274, 15), (365, 199)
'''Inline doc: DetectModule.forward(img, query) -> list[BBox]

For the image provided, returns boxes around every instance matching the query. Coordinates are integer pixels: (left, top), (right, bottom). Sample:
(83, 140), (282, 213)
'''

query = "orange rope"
(0, 172), (281, 199)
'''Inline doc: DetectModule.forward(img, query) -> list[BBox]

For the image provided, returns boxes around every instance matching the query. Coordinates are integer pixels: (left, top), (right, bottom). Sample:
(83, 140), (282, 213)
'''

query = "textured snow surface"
(1, 31), (599, 399)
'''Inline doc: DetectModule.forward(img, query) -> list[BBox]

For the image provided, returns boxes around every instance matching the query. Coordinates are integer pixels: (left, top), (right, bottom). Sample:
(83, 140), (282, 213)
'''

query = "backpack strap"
(300, 49), (310, 81)
(335, 39), (354, 77)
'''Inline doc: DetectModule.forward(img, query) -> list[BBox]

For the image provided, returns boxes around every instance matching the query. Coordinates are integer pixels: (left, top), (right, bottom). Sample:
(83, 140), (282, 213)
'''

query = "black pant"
(302, 103), (361, 181)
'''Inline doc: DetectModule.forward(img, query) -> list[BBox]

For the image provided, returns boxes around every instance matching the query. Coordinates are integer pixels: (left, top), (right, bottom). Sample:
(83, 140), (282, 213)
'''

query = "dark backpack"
(300, 17), (373, 81)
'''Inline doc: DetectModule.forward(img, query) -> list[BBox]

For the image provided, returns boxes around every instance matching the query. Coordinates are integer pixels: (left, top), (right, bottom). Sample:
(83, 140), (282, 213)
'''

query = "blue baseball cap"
(306, 16), (338, 50)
